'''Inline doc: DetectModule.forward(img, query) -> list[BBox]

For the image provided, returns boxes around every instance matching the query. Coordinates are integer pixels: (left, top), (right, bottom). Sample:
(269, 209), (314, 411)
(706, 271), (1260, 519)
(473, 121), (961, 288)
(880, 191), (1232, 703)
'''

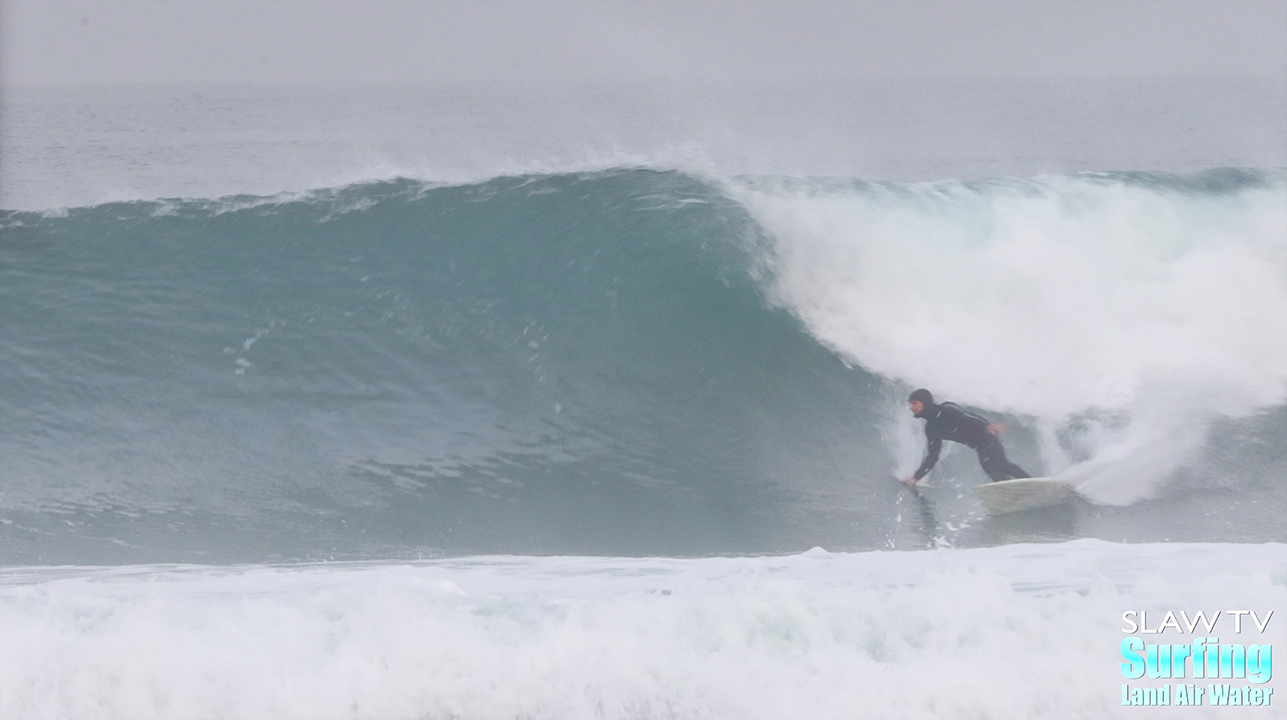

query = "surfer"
(900, 388), (1030, 485)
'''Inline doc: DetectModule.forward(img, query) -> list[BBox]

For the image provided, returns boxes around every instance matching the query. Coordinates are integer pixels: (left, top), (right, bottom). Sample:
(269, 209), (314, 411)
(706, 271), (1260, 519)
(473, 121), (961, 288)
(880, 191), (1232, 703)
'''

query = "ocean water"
(1, 79), (1285, 718)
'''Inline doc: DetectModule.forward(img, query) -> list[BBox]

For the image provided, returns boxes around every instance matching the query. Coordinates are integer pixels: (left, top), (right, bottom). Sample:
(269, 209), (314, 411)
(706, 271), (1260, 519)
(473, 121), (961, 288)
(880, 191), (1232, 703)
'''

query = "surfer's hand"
(987, 422), (1007, 435)
(900, 476), (918, 485)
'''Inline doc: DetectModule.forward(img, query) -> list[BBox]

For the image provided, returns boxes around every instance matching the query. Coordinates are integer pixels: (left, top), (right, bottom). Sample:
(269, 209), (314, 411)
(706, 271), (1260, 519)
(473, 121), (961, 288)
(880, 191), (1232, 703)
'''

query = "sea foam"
(2, 540), (1283, 719)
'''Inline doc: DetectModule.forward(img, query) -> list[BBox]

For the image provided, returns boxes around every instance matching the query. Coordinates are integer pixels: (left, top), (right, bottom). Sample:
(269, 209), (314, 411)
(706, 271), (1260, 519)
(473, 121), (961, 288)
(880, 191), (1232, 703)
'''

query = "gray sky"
(3, 0), (1286, 86)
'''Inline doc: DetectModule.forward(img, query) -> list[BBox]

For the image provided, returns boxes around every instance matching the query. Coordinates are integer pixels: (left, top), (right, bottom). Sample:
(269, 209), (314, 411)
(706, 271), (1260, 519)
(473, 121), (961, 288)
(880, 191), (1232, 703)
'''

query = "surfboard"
(974, 477), (1077, 515)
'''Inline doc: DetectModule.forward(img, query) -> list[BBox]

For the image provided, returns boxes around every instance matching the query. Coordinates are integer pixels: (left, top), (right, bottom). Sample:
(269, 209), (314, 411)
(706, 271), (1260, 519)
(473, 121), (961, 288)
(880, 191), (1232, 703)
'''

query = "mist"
(4, 0), (1285, 87)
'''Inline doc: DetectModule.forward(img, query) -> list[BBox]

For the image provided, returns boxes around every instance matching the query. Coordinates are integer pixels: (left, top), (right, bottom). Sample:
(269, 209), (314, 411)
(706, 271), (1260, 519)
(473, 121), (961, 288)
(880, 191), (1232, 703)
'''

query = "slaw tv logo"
(1120, 610), (1274, 707)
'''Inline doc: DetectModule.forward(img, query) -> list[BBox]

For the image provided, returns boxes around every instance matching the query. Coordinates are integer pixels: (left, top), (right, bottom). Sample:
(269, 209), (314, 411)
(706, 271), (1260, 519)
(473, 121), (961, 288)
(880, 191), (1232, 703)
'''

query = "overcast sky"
(3, 0), (1285, 86)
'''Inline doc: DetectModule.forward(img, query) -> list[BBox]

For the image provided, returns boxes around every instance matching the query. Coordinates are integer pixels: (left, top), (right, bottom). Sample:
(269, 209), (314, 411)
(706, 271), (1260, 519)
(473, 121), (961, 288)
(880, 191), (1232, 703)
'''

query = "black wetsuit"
(913, 402), (1030, 482)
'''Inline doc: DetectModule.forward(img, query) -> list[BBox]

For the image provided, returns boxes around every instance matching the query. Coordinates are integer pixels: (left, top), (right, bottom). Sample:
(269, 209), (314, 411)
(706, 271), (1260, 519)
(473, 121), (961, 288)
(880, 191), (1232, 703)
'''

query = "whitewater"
(4, 542), (1284, 719)
(1, 80), (1285, 718)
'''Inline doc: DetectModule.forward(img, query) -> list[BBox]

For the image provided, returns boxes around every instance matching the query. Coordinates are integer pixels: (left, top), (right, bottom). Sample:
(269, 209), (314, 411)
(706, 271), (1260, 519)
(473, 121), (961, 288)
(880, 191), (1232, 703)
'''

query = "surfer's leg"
(1000, 459), (1030, 480)
(977, 440), (1030, 482)
(977, 452), (1010, 482)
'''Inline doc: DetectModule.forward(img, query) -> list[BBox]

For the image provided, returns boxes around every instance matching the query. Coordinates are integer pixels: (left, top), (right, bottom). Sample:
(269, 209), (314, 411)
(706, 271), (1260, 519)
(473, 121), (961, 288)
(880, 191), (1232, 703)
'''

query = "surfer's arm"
(913, 437), (942, 480)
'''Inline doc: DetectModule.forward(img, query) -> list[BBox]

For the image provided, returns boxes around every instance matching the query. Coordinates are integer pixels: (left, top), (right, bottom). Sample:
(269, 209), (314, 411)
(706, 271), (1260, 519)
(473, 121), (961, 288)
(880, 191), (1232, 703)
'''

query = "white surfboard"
(974, 477), (1077, 515)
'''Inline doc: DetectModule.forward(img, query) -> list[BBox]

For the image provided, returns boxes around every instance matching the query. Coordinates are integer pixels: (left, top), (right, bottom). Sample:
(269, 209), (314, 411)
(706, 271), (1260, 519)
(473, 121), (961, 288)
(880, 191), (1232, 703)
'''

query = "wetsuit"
(913, 402), (1030, 483)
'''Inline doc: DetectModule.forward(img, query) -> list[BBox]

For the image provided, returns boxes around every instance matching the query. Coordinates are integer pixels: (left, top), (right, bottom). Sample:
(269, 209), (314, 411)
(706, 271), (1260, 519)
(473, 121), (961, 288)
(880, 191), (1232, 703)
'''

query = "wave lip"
(737, 167), (1287, 418)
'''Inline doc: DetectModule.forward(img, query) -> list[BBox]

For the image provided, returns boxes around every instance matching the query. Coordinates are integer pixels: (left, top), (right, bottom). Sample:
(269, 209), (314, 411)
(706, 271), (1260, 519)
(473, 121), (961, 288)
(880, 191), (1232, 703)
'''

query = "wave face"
(2, 168), (1285, 562)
